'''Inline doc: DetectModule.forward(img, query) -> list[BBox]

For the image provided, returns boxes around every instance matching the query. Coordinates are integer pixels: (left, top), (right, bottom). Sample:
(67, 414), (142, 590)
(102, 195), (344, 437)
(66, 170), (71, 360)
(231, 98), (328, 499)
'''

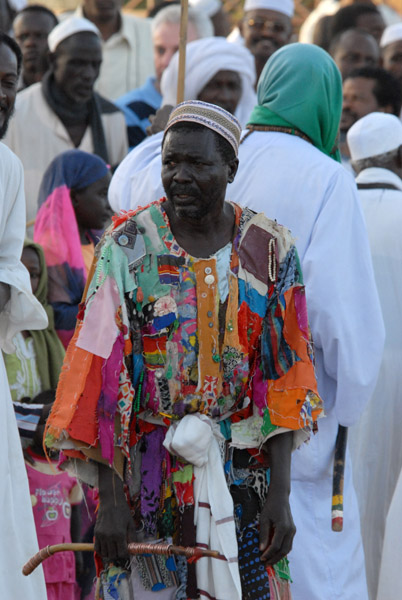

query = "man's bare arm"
(259, 431), (296, 564)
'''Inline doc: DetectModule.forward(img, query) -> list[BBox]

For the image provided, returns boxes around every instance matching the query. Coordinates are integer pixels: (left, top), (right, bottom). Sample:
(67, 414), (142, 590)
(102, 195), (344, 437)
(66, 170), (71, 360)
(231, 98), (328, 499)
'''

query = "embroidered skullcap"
(48, 16), (100, 53)
(347, 112), (402, 161)
(244, 0), (294, 17)
(380, 23), (402, 48)
(164, 100), (242, 156)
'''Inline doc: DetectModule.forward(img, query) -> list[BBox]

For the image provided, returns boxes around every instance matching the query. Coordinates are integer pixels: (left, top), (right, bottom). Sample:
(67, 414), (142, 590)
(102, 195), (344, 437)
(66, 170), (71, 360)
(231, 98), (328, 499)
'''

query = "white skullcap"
(380, 23), (402, 48)
(48, 16), (100, 53)
(189, 0), (221, 17)
(347, 112), (402, 161)
(244, 0), (294, 17)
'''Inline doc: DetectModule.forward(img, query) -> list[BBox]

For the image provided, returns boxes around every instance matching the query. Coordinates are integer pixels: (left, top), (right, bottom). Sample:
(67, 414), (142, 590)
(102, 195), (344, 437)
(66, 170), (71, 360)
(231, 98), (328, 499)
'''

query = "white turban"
(244, 0), (294, 17)
(161, 36), (256, 127)
(380, 23), (402, 48)
(48, 16), (100, 53)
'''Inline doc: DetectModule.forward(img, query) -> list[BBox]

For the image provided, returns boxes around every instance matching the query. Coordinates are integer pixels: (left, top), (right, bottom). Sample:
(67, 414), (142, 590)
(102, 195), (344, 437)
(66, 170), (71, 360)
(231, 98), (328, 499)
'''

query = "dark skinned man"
(76, 0), (153, 100)
(230, 0), (293, 83)
(46, 100), (323, 599)
(5, 16), (127, 228)
(13, 5), (58, 90)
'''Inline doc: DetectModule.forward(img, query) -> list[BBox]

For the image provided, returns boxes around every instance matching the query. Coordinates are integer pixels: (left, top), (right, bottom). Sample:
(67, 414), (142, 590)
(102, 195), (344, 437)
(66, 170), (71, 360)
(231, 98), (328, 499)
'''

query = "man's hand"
(259, 489), (296, 564)
(94, 463), (136, 563)
(146, 105), (174, 136)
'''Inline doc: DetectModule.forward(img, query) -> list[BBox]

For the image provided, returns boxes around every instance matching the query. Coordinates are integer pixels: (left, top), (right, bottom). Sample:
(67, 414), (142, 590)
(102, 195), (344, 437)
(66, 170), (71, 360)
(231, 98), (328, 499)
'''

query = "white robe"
(348, 167), (402, 600)
(109, 129), (385, 599)
(0, 142), (48, 598)
(228, 131), (384, 600)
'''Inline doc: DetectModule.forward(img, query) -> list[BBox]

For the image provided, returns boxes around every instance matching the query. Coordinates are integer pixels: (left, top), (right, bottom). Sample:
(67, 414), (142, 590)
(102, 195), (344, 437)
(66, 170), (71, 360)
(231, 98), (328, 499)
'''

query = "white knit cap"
(244, 0), (294, 17)
(380, 23), (402, 48)
(347, 112), (402, 161)
(48, 16), (100, 53)
(189, 0), (221, 17)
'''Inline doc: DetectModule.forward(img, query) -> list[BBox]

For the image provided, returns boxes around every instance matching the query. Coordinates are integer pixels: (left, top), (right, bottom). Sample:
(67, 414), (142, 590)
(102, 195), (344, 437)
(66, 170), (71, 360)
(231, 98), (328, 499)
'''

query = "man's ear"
(227, 157), (239, 184)
(382, 104), (395, 115)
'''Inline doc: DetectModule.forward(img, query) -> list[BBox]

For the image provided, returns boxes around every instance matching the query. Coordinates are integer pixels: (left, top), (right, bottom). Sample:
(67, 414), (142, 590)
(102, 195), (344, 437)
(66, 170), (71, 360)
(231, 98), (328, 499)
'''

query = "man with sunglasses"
(229, 0), (293, 83)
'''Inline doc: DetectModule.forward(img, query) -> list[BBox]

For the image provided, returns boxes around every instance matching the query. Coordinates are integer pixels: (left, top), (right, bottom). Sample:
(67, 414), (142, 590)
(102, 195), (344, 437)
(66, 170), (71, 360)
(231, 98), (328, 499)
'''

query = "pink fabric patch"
(294, 287), (309, 338)
(77, 275), (120, 359)
(98, 332), (125, 464)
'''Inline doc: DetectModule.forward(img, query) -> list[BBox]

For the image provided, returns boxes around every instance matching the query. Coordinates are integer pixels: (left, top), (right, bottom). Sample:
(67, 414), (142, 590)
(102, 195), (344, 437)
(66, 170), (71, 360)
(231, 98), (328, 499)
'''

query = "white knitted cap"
(244, 0), (294, 17)
(347, 112), (402, 161)
(48, 16), (100, 53)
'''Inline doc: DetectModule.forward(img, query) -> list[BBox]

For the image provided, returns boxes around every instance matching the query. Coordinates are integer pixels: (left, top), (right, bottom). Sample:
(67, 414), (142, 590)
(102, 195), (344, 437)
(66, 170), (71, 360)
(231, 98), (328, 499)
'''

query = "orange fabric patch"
(67, 354), (103, 446)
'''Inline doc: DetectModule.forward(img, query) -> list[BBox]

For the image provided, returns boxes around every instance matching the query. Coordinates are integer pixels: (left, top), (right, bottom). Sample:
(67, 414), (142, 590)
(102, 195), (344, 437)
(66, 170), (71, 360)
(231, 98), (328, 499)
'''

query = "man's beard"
(0, 107), (14, 140)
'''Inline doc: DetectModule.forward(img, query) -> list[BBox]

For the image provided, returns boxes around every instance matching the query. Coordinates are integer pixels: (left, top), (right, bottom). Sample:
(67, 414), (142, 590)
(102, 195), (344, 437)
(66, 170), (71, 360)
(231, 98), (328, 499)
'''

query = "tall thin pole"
(176, 0), (189, 104)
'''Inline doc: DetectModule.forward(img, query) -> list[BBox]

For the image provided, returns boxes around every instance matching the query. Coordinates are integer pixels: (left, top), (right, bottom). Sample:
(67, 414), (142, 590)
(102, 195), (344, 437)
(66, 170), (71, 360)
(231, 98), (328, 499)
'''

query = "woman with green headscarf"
(229, 43), (384, 600)
(4, 240), (65, 401)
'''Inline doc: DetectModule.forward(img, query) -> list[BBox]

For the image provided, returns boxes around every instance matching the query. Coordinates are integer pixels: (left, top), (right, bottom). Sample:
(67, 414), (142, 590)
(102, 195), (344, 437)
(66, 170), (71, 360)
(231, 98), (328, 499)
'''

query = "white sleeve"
(108, 132), (165, 213)
(303, 169), (385, 426)
(0, 145), (47, 353)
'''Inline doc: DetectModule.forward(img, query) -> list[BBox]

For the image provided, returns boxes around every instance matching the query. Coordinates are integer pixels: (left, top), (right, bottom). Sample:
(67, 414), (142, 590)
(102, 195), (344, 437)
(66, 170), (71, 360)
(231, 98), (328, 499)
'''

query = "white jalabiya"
(163, 414), (242, 600)
(348, 167), (402, 600)
(228, 131), (384, 600)
(377, 467), (402, 599)
(0, 142), (48, 598)
(161, 37), (256, 128)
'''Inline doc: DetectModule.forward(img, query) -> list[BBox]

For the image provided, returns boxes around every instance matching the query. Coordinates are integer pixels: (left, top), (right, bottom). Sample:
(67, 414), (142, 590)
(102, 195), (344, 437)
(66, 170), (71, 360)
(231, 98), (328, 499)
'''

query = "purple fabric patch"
(98, 332), (125, 464)
(141, 427), (166, 535)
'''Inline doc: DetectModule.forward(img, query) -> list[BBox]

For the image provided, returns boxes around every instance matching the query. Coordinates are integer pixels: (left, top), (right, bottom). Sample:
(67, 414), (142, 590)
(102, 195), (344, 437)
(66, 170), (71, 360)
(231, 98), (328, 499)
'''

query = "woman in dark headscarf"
(34, 149), (111, 348)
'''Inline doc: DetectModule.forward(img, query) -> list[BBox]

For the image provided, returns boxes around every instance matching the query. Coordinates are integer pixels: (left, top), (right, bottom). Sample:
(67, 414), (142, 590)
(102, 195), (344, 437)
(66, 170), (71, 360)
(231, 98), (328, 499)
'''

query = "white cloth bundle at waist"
(163, 414), (242, 600)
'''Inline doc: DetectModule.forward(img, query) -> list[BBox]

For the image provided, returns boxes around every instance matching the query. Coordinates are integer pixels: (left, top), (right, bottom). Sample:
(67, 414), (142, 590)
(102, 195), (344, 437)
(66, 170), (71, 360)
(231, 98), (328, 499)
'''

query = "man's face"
(382, 41), (402, 92)
(13, 11), (55, 76)
(241, 9), (292, 64)
(0, 43), (18, 139)
(162, 127), (235, 221)
(340, 76), (380, 132)
(355, 12), (385, 44)
(51, 33), (102, 104)
(82, 0), (122, 23)
(197, 70), (242, 115)
(153, 21), (198, 84)
(333, 31), (379, 80)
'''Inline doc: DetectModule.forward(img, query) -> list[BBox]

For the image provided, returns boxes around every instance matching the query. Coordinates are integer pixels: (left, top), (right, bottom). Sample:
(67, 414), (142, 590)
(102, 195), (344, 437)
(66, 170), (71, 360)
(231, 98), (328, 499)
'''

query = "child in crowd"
(3, 240), (65, 401)
(34, 149), (112, 348)
(24, 390), (83, 600)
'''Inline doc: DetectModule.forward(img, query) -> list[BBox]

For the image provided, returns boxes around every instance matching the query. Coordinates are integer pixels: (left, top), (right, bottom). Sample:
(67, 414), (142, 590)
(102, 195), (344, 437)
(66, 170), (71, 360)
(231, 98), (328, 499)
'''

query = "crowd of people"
(1, 0), (402, 599)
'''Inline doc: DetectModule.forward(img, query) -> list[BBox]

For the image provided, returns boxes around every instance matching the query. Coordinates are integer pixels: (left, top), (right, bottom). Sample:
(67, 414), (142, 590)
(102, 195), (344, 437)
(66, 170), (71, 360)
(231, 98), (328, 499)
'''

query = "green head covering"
(248, 43), (343, 162)
(23, 240), (65, 391)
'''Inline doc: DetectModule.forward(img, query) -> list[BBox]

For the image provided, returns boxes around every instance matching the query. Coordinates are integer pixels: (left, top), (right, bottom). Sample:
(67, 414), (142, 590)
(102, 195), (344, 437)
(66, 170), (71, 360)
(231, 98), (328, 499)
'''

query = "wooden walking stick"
(176, 0), (189, 104)
(331, 424), (348, 532)
(22, 541), (225, 576)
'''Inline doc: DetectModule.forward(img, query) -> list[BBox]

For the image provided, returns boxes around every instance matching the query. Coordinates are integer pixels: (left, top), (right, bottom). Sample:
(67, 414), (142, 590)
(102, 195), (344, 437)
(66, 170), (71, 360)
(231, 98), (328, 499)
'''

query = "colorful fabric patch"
(157, 255), (185, 285)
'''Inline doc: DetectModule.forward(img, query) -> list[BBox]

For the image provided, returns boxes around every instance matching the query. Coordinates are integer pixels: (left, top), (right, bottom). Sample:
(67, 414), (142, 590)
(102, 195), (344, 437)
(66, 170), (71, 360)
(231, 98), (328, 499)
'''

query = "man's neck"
(164, 200), (235, 258)
(84, 11), (121, 40)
